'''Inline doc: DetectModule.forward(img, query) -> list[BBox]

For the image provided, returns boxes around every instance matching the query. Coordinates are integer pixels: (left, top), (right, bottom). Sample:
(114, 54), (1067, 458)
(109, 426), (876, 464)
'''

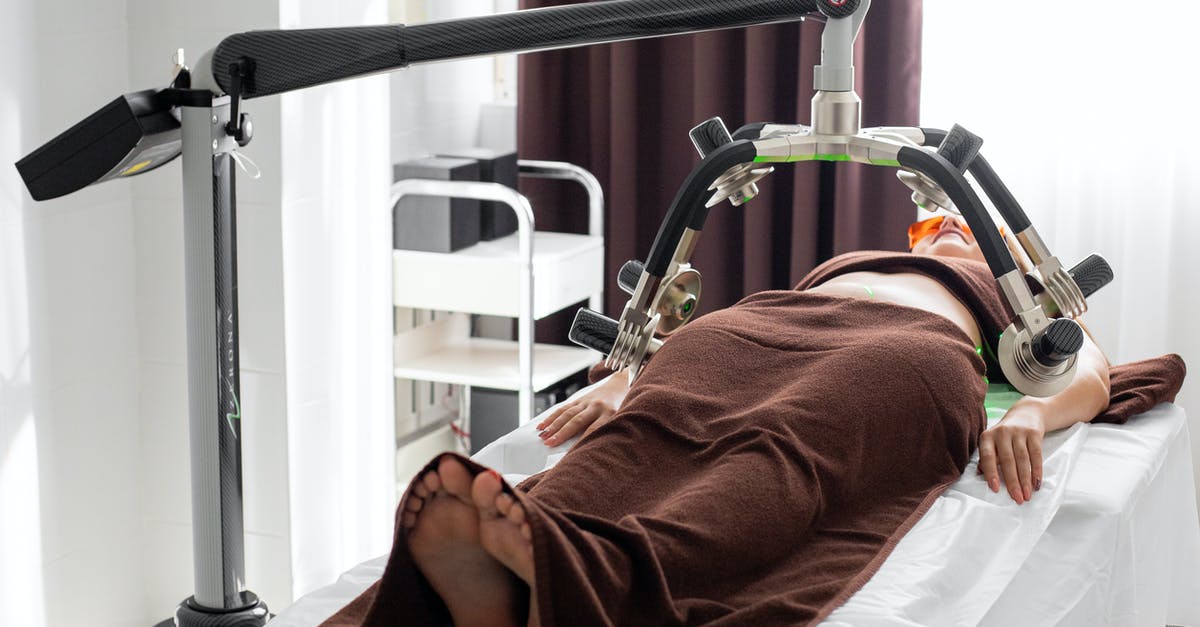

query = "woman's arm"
(536, 371), (632, 447)
(978, 323), (1110, 504)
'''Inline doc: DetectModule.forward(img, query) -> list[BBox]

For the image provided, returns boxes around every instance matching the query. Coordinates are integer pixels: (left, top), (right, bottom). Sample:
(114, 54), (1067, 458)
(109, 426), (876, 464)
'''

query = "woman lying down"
(326, 215), (1178, 627)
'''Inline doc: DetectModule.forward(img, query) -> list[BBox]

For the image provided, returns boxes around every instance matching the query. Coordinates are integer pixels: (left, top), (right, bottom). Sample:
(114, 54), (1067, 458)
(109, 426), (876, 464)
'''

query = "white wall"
(922, 3), (1200, 510)
(3, 0), (397, 622)
(1, 0), (144, 625)
(3, 0), (517, 621)
(390, 0), (518, 163)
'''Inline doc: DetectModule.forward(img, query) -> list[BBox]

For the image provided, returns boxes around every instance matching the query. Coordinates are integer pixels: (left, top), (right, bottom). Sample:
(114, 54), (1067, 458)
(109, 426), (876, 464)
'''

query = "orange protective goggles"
(908, 216), (968, 249)
(907, 215), (1005, 249)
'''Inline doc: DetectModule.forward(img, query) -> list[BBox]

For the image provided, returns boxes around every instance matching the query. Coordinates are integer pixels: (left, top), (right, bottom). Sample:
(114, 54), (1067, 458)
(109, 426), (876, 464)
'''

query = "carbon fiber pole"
(212, 0), (820, 98)
(174, 97), (268, 626)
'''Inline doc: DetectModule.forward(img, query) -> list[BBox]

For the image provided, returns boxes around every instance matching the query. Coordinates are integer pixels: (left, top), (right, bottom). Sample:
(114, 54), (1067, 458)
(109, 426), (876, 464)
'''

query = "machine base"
(154, 592), (269, 627)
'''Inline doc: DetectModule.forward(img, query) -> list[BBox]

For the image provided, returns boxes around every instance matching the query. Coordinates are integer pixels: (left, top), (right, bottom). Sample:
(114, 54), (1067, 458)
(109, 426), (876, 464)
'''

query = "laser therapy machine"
(14, 1), (1115, 624)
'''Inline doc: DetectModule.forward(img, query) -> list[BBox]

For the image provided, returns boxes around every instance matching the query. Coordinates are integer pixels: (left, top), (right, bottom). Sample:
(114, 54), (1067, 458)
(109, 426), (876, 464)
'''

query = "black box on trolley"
(437, 148), (519, 241)
(393, 157), (482, 253)
(468, 372), (587, 454)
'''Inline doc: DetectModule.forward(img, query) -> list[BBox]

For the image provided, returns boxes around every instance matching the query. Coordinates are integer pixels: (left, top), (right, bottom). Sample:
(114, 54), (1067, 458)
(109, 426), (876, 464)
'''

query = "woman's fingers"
(1012, 438), (1033, 502)
(978, 433), (999, 493)
(540, 403), (584, 440)
(537, 402), (573, 431)
(982, 422), (1045, 504)
(1029, 436), (1044, 491)
(547, 406), (602, 446)
(994, 435), (1023, 504)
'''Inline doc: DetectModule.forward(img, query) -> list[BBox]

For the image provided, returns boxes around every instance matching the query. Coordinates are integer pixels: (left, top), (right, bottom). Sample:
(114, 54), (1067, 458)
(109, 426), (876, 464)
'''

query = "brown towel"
(328, 288), (989, 626)
(1092, 354), (1186, 424)
(796, 251), (1015, 380)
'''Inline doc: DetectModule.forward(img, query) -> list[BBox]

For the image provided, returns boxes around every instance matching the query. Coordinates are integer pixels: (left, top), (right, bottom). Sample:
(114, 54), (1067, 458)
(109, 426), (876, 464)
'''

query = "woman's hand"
(978, 408), (1046, 504)
(536, 373), (630, 447)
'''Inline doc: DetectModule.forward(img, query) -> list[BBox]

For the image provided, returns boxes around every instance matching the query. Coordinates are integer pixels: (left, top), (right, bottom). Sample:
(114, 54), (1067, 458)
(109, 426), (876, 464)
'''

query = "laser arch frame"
(588, 118), (1107, 400)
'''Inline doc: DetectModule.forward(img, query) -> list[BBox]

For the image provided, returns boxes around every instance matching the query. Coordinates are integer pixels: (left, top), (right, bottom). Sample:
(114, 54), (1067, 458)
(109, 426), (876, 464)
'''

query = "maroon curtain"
(518, 1), (924, 342)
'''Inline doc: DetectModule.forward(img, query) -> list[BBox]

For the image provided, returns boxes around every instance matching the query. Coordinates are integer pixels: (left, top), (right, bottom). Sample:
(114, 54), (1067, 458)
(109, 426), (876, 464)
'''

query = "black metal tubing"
(731, 122), (771, 141)
(922, 127), (1033, 233)
(897, 146), (1017, 277)
(214, 0), (819, 99)
(644, 139), (758, 276)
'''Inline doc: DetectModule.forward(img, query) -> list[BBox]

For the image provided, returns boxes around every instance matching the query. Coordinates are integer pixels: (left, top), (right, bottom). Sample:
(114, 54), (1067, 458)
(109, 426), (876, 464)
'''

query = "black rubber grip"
(818, 0), (860, 18)
(1069, 254), (1114, 299)
(217, 0), (820, 98)
(897, 146), (1017, 277)
(936, 124), (983, 173)
(1031, 318), (1085, 368)
(618, 259), (645, 294)
(569, 308), (619, 355)
(690, 117), (733, 158)
(646, 139), (758, 276)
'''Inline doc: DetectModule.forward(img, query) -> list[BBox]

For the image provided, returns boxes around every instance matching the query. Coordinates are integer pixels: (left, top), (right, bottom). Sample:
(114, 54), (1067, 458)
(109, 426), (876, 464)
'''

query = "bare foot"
(404, 456), (526, 627)
(471, 470), (536, 585)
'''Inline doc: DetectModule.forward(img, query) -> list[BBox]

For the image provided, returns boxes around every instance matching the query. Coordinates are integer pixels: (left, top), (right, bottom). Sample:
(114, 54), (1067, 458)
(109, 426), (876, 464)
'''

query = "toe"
(506, 502), (526, 526)
(402, 511), (418, 529)
(471, 470), (505, 517)
(404, 496), (424, 513)
(437, 456), (475, 501)
(495, 493), (514, 517)
(412, 480), (431, 499)
(422, 470), (442, 494)
(521, 523), (532, 542)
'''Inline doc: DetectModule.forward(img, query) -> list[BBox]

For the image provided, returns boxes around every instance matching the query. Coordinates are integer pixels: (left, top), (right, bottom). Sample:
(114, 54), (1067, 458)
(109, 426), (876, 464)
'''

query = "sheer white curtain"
(279, 0), (396, 599)
(922, 3), (1200, 501)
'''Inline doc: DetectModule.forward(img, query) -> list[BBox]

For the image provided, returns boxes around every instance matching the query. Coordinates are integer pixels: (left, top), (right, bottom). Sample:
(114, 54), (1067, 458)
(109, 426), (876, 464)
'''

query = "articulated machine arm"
(570, 0), (1113, 398)
(198, 0), (825, 99)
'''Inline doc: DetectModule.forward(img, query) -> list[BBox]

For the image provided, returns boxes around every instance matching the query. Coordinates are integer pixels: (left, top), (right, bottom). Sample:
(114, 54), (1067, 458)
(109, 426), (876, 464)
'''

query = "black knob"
(936, 124), (983, 173)
(1031, 318), (1085, 368)
(818, 0), (861, 18)
(689, 117), (733, 158)
(234, 113), (253, 147)
(569, 308), (619, 355)
(618, 259), (645, 295)
(1069, 254), (1114, 299)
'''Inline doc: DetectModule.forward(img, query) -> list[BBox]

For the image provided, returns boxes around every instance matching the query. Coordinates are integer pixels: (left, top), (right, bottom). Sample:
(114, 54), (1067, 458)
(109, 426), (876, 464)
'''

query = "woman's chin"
(918, 241), (986, 263)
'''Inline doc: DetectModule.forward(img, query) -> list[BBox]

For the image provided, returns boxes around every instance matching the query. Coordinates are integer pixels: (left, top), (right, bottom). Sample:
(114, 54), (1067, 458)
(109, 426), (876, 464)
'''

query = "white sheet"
(270, 400), (1200, 626)
(823, 403), (1200, 627)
